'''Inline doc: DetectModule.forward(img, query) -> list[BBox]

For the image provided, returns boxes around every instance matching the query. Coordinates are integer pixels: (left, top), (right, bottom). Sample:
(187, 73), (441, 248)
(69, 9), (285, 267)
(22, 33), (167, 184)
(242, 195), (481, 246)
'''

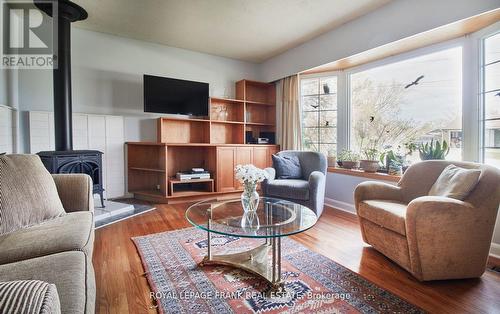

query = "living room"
(0, 0), (499, 313)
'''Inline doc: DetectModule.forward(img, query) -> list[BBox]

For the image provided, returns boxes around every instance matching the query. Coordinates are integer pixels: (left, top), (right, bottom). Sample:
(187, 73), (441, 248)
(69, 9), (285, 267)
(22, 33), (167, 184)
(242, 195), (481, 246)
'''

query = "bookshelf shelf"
(128, 79), (278, 202)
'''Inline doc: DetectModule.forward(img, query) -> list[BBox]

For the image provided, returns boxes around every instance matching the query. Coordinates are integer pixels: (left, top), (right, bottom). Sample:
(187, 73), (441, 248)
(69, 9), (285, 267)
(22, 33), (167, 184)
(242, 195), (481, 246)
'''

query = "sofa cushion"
(0, 211), (94, 265)
(272, 154), (302, 179)
(0, 280), (61, 314)
(0, 154), (65, 235)
(428, 164), (481, 200)
(0, 251), (89, 314)
(358, 200), (408, 235)
(266, 179), (309, 201)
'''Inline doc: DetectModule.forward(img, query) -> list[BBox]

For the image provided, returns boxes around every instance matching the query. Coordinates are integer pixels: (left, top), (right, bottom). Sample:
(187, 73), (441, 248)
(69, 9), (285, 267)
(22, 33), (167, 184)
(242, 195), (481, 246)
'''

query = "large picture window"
(349, 47), (463, 162)
(300, 76), (337, 155)
(483, 32), (500, 168)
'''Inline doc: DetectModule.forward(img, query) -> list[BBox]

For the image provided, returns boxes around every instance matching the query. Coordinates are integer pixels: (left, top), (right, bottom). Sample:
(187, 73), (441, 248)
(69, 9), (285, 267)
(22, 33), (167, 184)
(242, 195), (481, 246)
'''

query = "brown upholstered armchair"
(354, 160), (500, 281)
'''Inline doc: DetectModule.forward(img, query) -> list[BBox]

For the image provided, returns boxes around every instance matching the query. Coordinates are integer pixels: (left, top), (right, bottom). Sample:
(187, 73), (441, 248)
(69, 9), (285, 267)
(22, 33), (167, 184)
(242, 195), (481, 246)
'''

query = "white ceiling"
(72, 0), (391, 63)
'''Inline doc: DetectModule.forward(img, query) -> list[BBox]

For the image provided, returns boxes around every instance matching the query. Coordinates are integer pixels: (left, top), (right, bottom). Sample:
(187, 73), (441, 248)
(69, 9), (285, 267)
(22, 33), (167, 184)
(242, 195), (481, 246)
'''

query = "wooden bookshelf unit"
(127, 79), (279, 203)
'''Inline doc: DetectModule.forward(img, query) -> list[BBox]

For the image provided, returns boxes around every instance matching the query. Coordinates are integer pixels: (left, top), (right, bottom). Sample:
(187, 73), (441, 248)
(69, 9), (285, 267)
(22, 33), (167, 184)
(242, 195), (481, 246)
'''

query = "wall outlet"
(156, 185), (160, 190)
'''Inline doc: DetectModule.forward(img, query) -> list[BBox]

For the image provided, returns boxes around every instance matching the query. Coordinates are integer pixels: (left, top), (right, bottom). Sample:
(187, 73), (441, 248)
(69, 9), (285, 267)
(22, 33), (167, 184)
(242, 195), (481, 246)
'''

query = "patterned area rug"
(132, 227), (424, 314)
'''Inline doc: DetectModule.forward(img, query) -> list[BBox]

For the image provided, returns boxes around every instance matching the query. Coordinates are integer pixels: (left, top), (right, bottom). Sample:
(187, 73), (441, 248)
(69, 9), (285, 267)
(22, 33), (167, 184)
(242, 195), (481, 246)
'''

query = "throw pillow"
(428, 164), (481, 200)
(272, 154), (302, 179)
(0, 154), (66, 235)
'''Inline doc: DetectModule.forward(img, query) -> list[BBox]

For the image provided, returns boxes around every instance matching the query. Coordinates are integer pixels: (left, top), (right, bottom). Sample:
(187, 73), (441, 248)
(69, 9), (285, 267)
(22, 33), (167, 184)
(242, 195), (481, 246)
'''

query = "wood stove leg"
(99, 192), (105, 208)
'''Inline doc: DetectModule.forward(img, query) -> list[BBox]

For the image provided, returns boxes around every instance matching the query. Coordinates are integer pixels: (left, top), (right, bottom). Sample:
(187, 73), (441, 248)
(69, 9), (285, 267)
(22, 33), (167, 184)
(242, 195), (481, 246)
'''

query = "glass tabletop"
(185, 197), (318, 238)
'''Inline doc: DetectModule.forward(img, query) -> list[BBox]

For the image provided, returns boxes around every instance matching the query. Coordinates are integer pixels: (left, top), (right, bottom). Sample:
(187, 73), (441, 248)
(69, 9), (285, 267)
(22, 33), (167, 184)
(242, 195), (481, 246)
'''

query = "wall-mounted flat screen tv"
(144, 75), (209, 116)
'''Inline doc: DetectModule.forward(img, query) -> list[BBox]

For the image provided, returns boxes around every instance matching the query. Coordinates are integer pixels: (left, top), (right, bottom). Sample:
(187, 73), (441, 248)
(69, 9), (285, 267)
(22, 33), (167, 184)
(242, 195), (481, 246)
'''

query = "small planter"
(360, 160), (379, 173)
(327, 156), (337, 167)
(340, 161), (359, 169)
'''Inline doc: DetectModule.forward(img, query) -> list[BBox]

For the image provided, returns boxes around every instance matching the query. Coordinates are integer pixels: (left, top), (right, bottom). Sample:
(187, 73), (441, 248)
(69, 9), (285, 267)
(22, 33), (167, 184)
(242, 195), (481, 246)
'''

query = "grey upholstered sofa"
(262, 150), (327, 217)
(0, 154), (95, 314)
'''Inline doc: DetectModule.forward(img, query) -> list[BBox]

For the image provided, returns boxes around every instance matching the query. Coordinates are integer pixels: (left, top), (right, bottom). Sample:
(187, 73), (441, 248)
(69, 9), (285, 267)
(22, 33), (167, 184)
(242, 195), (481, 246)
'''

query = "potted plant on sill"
(360, 148), (380, 173)
(380, 142), (417, 175)
(418, 139), (450, 160)
(327, 149), (336, 167)
(337, 149), (360, 169)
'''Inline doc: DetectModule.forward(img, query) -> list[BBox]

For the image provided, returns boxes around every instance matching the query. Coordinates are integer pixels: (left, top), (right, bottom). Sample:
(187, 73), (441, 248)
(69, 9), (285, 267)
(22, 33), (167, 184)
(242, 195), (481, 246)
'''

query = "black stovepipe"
(35, 0), (88, 151)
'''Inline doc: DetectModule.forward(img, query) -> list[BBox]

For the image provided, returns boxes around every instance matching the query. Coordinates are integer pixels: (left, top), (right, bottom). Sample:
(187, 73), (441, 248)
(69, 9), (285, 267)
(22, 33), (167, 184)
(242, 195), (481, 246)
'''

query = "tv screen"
(144, 75), (209, 116)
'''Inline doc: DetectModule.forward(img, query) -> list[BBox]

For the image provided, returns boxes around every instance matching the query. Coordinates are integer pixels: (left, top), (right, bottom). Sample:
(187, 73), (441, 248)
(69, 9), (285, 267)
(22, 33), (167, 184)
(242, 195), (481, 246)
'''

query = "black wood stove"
(34, 1), (105, 207)
(38, 150), (105, 207)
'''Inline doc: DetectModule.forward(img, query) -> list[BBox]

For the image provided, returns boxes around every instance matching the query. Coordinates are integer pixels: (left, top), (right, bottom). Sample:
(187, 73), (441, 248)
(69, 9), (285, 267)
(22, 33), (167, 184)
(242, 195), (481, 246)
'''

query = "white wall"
(324, 173), (395, 213)
(16, 27), (260, 152)
(0, 70), (7, 106)
(260, 0), (500, 82)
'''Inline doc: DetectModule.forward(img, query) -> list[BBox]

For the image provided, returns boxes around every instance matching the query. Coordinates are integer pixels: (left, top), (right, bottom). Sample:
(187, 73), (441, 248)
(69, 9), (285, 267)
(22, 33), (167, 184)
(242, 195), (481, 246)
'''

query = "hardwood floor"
(93, 203), (500, 314)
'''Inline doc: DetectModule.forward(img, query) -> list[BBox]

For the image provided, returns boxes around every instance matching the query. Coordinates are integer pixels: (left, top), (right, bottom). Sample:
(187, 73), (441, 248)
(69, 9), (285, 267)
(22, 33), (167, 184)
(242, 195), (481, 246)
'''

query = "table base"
(199, 236), (283, 289)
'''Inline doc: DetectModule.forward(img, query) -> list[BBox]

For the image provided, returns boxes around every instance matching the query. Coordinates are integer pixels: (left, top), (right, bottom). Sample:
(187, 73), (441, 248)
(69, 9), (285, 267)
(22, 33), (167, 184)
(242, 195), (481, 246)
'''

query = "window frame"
(479, 29), (500, 166)
(298, 71), (342, 154)
(344, 38), (466, 158)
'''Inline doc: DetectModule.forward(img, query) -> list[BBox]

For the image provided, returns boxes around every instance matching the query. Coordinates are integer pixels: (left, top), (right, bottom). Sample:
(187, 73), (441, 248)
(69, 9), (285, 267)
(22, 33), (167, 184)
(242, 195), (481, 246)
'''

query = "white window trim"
(298, 27), (500, 163)
(472, 21), (500, 163)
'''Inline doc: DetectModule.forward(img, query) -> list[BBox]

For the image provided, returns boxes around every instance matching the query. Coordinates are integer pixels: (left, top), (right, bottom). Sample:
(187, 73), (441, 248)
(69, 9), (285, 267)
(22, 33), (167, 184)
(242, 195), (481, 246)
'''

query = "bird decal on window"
(404, 75), (424, 89)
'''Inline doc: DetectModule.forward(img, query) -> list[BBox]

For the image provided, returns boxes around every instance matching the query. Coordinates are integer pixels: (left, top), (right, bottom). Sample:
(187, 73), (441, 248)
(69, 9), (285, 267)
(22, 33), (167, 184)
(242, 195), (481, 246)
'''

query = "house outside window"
(482, 32), (500, 168)
(349, 47), (463, 163)
(300, 76), (338, 155)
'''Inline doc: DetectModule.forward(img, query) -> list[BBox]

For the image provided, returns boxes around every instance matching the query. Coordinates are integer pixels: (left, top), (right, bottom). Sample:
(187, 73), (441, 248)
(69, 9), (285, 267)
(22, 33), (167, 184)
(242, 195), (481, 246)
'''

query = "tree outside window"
(350, 47), (463, 163)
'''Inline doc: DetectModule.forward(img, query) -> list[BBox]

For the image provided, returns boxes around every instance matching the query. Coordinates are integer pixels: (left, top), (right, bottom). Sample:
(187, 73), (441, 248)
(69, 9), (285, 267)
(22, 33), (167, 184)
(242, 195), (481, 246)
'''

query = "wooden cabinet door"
(253, 147), (269, 169)
(217, 147), (236, 192)
(235, 147), (253, 189)
(267, 146), (279, 168)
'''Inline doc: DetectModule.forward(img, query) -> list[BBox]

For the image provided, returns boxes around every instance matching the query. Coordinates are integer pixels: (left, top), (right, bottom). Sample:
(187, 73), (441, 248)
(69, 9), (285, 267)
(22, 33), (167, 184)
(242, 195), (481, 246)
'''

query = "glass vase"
(241, 211), (260, 230)
(241, 184), (260, 213)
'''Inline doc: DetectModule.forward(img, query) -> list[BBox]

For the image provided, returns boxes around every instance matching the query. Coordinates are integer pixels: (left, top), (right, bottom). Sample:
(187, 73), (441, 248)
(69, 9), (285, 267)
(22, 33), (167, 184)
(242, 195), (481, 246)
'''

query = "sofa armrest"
(308, 171), (324, 190)
(405, 196), (492, 280)
(354, 181), (402, 212)
(308, 171), (326, 216)
(0, 280), (61, 314)
(52, 174), (94, 213)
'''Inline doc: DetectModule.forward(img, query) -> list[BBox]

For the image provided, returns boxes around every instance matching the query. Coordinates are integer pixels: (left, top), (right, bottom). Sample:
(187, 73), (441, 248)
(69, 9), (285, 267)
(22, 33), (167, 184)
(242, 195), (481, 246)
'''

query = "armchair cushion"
(428, 164), (481, 200)
(0, 211), (94, 265)
(266, 179), (309, 201)
(358, 200), (408, 235)
(0, 154), (65, 235)
(272, 154), (302, 179)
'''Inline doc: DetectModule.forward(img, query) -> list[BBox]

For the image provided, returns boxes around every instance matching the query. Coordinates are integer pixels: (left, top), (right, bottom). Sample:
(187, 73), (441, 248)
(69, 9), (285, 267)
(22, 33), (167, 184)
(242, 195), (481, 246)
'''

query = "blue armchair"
(262, 150), (327, 217)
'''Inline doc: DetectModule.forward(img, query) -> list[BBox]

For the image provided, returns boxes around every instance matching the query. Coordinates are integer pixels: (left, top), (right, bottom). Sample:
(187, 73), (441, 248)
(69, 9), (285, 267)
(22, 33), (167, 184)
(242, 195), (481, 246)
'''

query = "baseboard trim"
(490, 243), (500, 259)
(324, 197), (356, 215)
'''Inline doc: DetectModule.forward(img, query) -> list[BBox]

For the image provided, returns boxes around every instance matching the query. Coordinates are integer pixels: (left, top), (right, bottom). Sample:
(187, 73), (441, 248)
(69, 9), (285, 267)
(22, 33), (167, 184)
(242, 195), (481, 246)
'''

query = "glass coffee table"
(185, 197), (318, 289)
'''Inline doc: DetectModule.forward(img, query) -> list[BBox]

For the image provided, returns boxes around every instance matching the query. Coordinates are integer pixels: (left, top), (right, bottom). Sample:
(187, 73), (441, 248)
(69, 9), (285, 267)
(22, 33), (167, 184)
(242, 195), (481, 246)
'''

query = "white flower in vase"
(234, 164), (269, 214)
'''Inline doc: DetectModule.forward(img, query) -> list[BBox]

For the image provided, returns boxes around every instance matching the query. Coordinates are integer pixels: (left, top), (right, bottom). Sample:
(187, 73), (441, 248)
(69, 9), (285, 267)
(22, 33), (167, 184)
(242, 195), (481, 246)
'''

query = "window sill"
(327, 167), (401, 182)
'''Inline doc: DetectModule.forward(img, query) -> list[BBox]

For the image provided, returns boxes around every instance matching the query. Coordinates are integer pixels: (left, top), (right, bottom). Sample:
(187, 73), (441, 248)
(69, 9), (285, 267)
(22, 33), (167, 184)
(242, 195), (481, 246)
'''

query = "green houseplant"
(337, 149), (360, 169)
(360, 148), (380, 173)
(418, 139), (450, 160)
